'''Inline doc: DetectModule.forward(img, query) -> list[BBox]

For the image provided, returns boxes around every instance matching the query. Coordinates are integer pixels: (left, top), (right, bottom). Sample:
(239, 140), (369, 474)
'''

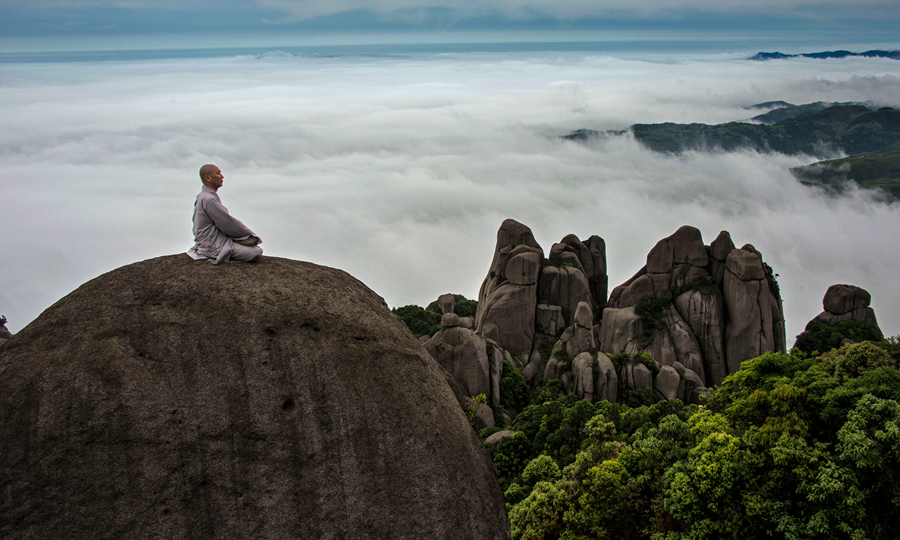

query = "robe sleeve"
(201, 196), (259, 241)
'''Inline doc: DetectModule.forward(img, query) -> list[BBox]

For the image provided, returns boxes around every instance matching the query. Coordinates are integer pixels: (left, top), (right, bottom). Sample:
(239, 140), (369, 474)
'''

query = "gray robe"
(187, 186), (261, 264)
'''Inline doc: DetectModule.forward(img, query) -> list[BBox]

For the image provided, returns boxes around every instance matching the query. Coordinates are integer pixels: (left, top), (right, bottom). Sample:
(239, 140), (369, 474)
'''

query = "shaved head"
(199, 164), (224, 191)
(199, 164), (218, 180)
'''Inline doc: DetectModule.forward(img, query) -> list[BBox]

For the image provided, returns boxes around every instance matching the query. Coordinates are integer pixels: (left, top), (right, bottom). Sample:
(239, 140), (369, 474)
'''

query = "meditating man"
(187, 164), (263, 264)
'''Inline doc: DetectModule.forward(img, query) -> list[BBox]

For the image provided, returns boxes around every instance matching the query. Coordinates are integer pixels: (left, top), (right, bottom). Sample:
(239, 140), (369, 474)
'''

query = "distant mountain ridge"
(750, 50), (900, 60)
(791, 151), (900, 201)
(563, 101), (900, 201)
(565, 102), (900, 158)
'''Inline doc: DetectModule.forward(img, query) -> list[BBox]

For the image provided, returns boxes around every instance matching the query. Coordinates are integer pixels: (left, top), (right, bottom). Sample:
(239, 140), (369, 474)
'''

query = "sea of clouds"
(1, 50), (899, 340)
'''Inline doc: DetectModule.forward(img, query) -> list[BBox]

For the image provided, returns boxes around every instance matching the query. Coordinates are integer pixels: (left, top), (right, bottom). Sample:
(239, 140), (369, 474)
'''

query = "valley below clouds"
(1, 50), (899, 341)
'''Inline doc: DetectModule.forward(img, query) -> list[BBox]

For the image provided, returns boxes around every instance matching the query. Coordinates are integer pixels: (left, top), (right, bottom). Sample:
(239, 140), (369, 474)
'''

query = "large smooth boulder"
(823, 284), (870, 315)
(814, 284), (880, 329)
(0, 255), (509, 540)
(796, 284), (883, 348)
(654, 366), (681, 401)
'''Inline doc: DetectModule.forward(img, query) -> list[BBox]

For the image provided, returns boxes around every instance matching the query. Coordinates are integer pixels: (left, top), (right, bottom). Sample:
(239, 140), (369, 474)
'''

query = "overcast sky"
(1, 51), (899, 343)
(2, 0), (899, 53)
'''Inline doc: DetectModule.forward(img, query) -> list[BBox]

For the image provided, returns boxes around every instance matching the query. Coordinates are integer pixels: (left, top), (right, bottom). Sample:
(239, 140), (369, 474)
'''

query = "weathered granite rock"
(637, 305), (706, 371)
(661, 306), (705, 381)
(595, 355), (618, 403)
(571, 352), (596, 402)
(543, 356), (564, 383)
(484, 430), (517, 446)
(795, 284), (882, 347)
(647, 225), (709, 280)
(691, 387), (710, 405)
(536, 304), (565, 336)
(675, 288), (727, 386)
(475, 220), (543, 355)
(680, 368), (705, 403)
(552, 302), (596, 358)
(654, 365), (680, 401)
(813, 284), (881, 329)
(438, 293), (457, 315)
(442, 312), (461, 327)
(538, 265), (592, 327)
(476, 282), (537, 356)
(641, 326), (678, 367)
(0, 255), (509, 540)
(425, 325), (492, 404)
(708, 231), (736, 288)
(475, 403), (496, 431)
(823, 284), (871, 314)
(616, 274), (656, 308)
(584, 236), (609, 308)
(608, 226), (710, 310)
(632, 363), (653, 390)
(723, 247), (785, 373)
(540, 233), (608, 326)
(522, 363), (538, 384)
(604, 227), (784, 385)
(574, 302), (592, 328)
(598, 306), (642, 356)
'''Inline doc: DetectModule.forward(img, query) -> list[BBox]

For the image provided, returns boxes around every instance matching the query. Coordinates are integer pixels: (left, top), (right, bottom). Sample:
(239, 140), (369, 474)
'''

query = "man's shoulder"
(197, 187), (221, 204)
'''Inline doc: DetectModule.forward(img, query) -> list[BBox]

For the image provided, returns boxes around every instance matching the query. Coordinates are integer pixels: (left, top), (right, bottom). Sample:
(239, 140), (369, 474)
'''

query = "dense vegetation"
(565, 103), (900, 158)
(486, 339), (900, 539)
(628, 105), (900, 158)
(392, 294), (478, 337)
(794, 319), (884, 357)
(791, 151), (900, 202)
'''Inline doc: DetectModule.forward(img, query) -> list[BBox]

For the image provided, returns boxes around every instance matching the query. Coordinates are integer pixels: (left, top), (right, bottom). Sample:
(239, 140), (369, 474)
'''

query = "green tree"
(794, 319), (883, 356)
(391, 304), (442, 338)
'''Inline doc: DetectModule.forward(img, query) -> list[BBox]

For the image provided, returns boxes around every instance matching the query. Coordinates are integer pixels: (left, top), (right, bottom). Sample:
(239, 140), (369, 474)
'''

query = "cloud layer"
(1, 51), (899, 343)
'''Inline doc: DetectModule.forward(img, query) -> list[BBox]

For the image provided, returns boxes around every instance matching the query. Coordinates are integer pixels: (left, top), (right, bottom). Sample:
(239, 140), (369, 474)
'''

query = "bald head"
(199, 164), (224, 191)
(199, 164), (218, 180)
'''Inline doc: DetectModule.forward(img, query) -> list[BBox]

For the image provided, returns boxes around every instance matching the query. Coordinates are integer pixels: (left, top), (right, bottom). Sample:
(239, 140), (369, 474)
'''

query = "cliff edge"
(0, 255), (509, 540)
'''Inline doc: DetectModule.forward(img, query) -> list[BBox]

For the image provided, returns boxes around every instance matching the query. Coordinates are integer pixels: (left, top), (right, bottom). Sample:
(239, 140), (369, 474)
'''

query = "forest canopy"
(486, 338), (900, 540)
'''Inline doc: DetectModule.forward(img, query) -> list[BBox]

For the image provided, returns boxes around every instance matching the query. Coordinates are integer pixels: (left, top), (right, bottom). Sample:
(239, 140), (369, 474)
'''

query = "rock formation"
(0, 255), (510, 540)
(813, 284), (880, 330)
(475, 219), (544, 357)
(423, 221), (785, 413)
(424, 312), (501, 408)
(794, 284), (883, 351)
(602, 226), (785, 388)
